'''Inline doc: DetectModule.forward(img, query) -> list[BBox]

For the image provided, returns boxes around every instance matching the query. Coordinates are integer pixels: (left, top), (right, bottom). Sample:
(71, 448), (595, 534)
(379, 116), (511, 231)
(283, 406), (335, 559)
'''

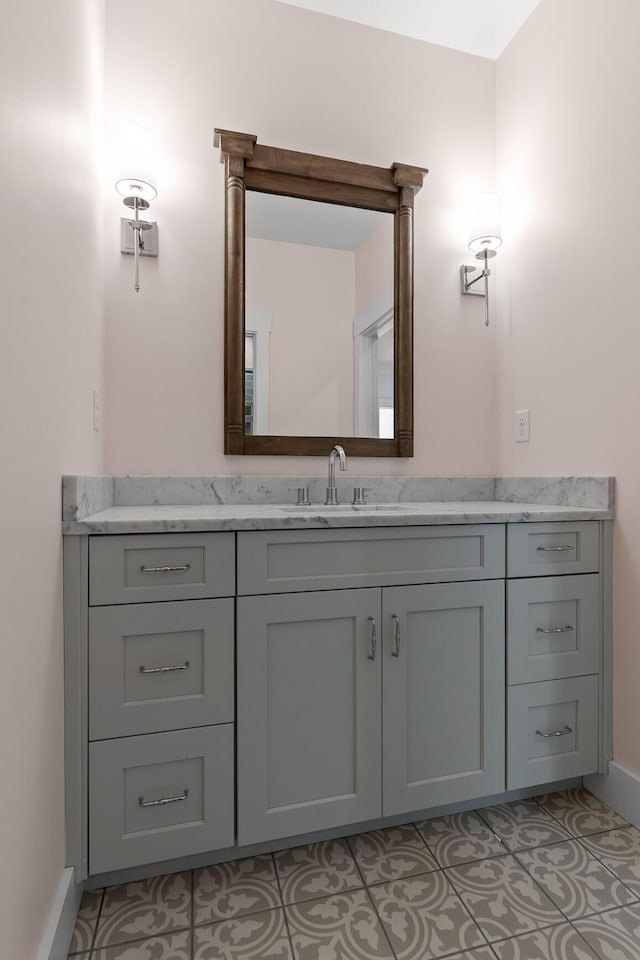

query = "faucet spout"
(326, 444), (348, 505)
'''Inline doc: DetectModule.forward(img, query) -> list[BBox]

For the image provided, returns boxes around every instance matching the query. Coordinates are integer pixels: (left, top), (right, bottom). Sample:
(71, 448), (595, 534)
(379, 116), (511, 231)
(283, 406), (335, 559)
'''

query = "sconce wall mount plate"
(120, 218), (158, 257)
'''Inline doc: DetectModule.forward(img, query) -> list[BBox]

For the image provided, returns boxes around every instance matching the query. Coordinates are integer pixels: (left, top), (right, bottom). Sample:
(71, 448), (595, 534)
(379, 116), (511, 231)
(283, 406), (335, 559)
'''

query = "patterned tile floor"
(68, 788), (640, 960)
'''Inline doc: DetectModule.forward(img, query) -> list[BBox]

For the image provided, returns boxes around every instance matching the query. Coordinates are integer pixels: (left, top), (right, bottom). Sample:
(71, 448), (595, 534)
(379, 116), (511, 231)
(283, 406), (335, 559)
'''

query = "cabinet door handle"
(536, 545), (573, 553)
(139, 661), (190, 674)
(138, 788), (189, 807)
(139, 563), (191, 573)
(535, 725), (573, 738)
(391, 615), (401, 658)
(536, 624), (574, 635)
(367, 617), (377, 661)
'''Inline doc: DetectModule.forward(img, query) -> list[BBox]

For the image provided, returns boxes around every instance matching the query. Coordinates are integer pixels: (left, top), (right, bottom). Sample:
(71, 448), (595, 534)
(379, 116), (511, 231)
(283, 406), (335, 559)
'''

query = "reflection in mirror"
(245, 191), (393, 438)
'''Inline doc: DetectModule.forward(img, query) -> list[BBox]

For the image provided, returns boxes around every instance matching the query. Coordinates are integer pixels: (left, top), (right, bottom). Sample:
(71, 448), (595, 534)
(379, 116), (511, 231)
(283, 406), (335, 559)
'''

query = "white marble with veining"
(109, 475), (497, 508)
(62, 499), (614, 535)
(61, 474), (615, 534)
(63, 475), (114, 521)
(495, 476), (615, 508)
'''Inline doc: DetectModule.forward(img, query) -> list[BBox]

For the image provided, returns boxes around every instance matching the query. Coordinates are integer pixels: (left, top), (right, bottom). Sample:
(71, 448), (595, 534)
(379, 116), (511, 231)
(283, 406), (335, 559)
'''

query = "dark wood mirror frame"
(214, 129), (427, 457)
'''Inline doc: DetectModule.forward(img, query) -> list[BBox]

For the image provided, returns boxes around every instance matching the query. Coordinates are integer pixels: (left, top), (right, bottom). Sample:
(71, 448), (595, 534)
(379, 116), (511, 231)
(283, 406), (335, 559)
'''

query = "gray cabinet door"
(382, 580), (505, 815)
(237, 589), (382, 845)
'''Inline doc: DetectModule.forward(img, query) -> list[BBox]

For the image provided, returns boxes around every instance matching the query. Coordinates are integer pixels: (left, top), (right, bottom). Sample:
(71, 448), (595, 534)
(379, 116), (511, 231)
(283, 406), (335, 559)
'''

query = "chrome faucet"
(326, 444), (347, 505)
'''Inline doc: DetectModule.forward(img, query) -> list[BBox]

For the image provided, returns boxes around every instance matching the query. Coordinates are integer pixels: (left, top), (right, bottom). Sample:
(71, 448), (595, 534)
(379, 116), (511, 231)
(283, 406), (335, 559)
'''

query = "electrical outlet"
(93, 388), (101, 432)
(515, 408), (530, 443)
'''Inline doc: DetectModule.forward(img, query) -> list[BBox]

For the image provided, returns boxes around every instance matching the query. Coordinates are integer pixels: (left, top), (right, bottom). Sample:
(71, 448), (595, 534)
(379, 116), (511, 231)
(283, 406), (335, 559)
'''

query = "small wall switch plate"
(93, 388), (101, 432)
(120, 219), (158, 257)
(515, 408), (530, 443)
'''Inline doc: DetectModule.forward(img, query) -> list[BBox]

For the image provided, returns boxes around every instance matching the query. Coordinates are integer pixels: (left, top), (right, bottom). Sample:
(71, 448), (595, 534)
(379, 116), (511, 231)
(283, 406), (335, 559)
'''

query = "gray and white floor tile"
(516, 839), (637, 919)
(349, 825), (438, 884)
(369, 871), (486, 959)
(67, 790), (640, 960)
(536, 789), (628, 838)
(286, 889), (393, 960)
(574, 902), (640, 959)
(193, 856), (281, 926)
(491, 923), (601, 960)
(478, 799), (571, 852)
(580, 825), (640, 895)
(417, 811), (506, 868)
(93, 873), (191, 950)
(194, 908), (292, 960)
(445, 855), (564, 942)
(274, 839), (362, 906)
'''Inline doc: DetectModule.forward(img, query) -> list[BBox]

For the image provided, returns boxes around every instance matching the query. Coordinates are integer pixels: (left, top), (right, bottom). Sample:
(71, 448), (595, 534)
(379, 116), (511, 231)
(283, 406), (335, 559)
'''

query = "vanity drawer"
(507, 676), (598, 789)
(507, 522), (599, 578)
(89, 533), (235, 605)
(507, 575), (600, 684)
(89, 599), (234, 740)
(89, 725), (234, 874)
(237, 524), (505, 595)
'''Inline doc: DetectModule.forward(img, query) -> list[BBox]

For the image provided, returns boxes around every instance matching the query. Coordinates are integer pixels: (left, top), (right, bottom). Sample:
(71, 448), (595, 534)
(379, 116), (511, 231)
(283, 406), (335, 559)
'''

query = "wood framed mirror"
(214, 129), (427, 457)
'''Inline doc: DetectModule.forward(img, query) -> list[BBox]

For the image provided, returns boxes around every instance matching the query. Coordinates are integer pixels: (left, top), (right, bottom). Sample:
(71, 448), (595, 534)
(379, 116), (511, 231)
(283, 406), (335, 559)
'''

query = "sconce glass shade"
(114, 124), (157, 202)
(468, 233), (502, 256)
(468, 192), (501, 255)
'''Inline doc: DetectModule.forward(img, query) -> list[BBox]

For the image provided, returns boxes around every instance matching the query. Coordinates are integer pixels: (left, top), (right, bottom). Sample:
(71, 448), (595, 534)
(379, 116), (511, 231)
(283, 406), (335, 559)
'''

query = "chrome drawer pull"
(139, 661), (190, 674)
(391, 615), (401, 658)
(536, 545), (573, 552)
(536, 625), (574, 635)
(139, 563), (191, 573)
(138, 788), (189, 808)
(368, 617), (377, 661)
(536, 724), (573, 738)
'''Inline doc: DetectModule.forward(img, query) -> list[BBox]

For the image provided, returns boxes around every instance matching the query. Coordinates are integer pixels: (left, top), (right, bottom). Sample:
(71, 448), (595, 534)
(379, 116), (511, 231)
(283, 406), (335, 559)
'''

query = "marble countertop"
(62, 499), (614, 535)
(61, 475), (615, 534)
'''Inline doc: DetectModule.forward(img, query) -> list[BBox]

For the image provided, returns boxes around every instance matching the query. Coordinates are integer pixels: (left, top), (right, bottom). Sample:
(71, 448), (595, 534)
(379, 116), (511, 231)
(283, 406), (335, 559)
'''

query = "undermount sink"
(278, 503), (416, 513)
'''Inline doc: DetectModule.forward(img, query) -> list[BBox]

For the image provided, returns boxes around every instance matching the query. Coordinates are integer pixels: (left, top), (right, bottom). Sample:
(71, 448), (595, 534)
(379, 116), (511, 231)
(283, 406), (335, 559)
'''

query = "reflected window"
(244, 333), (255, 435)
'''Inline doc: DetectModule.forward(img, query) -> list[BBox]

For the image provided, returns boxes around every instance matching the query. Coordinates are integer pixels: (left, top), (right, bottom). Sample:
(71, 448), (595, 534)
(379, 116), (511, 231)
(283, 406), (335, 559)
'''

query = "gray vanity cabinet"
(382, 580), (505, 816)
(236, 524), (507, 845)
(236, 588), (383, 845)
(65, 517), (609, 882)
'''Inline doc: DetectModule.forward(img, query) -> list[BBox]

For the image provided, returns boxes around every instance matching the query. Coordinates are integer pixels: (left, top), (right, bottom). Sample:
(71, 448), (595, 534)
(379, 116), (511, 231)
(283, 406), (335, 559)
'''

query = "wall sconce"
(460, 193), (501, 327)
(115, 124), (158, 293)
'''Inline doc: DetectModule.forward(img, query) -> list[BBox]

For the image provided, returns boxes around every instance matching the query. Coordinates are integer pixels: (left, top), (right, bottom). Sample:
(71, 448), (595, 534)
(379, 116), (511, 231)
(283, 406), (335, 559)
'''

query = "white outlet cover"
(515, 408), (530, 443)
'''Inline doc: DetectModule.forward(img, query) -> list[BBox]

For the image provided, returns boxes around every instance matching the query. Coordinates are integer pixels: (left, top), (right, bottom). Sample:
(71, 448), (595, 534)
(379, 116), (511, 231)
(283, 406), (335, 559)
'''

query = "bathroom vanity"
(62, 476), (614, 884)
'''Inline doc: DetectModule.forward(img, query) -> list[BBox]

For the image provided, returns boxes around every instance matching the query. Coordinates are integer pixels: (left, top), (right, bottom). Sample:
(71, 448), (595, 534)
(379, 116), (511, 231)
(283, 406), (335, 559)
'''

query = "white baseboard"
(36, 867), (82, 960)
(585, 761), (640, 828)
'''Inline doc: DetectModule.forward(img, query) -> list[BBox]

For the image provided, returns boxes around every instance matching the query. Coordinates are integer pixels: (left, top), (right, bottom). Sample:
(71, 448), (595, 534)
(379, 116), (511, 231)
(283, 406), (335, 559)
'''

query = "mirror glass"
(244, 191), (394, 438)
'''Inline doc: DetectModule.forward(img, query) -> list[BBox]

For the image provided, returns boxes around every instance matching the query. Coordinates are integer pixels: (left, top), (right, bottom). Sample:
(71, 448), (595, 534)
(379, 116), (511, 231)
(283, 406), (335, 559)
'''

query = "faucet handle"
(352, 486), (373, 505)
(288, 486), (311, 506)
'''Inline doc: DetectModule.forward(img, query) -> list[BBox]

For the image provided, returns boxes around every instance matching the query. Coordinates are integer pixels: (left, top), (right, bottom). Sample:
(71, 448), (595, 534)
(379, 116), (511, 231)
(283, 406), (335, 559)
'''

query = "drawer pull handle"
(391, 615), (401, 658)
(139, 661), (190, 675)
(536, 545), (574, 553)
(536, 725), (573, 738)
(138, 788), (189, 808)
(139, 563), (191, 573)
(368, 617), (377, 661)
(536, 624), (575, 635)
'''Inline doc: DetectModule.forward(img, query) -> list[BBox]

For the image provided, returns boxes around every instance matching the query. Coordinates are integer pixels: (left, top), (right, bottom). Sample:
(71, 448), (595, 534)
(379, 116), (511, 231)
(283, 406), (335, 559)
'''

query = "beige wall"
(103, 0), (497, 476)
(496, 0), (640, 768)
(0, 0), (105, 954)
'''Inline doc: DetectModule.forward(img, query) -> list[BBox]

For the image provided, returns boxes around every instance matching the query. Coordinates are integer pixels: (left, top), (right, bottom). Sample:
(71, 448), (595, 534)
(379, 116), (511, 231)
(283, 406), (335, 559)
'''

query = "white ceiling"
(272, 0), (542, 60)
